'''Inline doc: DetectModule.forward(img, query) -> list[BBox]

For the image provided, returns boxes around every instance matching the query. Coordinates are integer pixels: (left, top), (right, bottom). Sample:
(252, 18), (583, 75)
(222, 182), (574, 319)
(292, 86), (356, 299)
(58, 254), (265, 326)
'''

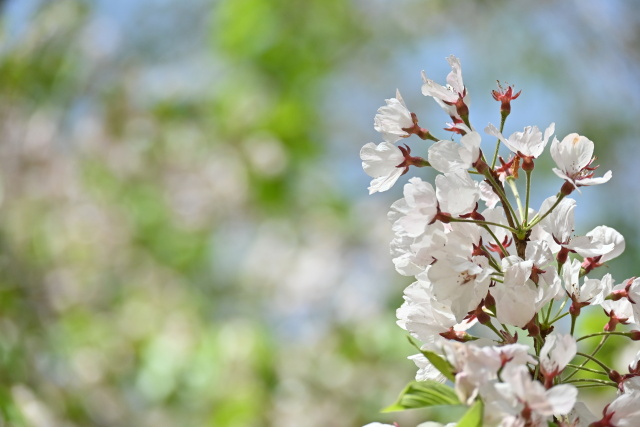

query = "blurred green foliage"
(0, 0), (416, 425)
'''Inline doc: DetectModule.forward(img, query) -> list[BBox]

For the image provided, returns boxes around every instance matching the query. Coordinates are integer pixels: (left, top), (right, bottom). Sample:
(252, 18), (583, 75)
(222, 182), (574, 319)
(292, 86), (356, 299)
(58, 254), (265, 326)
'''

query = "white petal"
(587, 225), (625, 262)
(368, 168), (404, 194)
(435, 170), (479, 216)
(545, 384), (577, 415)
(360, 142), (404, 177)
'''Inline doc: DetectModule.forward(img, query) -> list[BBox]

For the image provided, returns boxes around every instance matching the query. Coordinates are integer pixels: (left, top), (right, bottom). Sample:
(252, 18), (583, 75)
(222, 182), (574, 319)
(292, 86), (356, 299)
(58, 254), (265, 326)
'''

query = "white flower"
(360, 141), (405, 194)
(421, 55), (468, 118)
(525, 240), (563, 305)
(594, 392), (640, 426)
(485, 122), (555, 159)
(625, 278), (640, 322)
(428, 255), (492, 322)
(428, 130), (481, 173)
(550, 133), (612, 192)
(491, 256), (539, 327)
(479, 181), (500, 209)
(567, 402), (598, 427)
(435, 170), (480, 217)
(620, 352), (640, 393)
(408, 354), (447, 383)
(539, 334), (576, 382)
(601, 297), (635, 331)
(417, 422), (457, 427)
(389, 177), (438, 238)
(396, 277), (458, 344)
(586, 225), (626, 263)
(390, 223), (448, 276)
(563, 259), (611, 307)
(538, 196), (577, 247)
(538, 197), (613, 257)
(374, 89), (414, 143)
(362, 423), (396, 427)
(623, 377), (640, 394)
(493, 365), (577, 426)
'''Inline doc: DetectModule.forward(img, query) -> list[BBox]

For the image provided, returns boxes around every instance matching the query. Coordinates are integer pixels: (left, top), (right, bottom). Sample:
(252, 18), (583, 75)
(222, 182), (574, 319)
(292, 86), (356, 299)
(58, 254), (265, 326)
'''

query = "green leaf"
(406, 336), (456, 382)
(456, 399), (483, 427)
(420, 349), (456, 382)
(382, 380), (461, 412)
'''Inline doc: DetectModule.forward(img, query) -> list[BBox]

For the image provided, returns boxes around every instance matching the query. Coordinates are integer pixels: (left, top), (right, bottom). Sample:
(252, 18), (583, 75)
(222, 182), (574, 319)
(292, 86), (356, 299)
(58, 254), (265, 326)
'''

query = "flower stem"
(482, 225), (509, 258)
(481, 170), (519, 230)
(490, 114), (507, 169)
(564, 336), (610, 381)
(524, 169), (532, 226)
(527, 193), (566, 230)
(565, 363), (608, 376)
(563, 378), (617, 388)
(484, 320), (505, 342)
(544, 300), (554, 325)
(550, 311), (570, 324)
(448, 217), (517, 234)
(577, 331), (633, 342)
(506, 178), (524, 223)
(574, 352), (613, 374)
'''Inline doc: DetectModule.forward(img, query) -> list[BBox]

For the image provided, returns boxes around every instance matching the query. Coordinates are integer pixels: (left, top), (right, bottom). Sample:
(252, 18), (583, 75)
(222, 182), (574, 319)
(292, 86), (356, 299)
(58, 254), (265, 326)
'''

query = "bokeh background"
(0, 0), (639, 426)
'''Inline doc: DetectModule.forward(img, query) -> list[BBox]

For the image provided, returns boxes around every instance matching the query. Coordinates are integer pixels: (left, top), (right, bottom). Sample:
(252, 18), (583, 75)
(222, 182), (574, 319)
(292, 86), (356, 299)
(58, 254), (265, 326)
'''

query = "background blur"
(0, 0), (639, 426)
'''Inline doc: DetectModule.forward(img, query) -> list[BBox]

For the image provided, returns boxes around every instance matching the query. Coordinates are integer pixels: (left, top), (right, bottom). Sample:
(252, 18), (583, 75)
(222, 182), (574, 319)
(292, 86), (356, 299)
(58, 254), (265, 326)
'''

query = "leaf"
(382, 380), (461, 412)
(406, 336), (456, 382)
(456, 399), (484, 427)
(420, 349), (456, 382)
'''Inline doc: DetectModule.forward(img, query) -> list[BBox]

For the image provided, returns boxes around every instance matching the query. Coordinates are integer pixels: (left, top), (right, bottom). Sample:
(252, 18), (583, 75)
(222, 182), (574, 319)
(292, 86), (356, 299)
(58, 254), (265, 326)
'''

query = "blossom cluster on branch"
(361, 55), (640, 427)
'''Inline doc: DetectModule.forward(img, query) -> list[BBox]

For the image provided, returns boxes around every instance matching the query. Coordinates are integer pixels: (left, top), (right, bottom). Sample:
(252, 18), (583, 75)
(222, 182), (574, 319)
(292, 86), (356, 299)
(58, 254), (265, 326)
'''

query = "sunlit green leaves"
(407, 335), (456, 381)
(382, 381), (461, 412)
(456, 399), (483, 427)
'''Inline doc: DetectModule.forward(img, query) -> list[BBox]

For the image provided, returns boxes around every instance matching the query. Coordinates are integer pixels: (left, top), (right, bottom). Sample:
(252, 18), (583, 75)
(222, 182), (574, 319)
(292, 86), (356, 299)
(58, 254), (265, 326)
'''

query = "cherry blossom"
(434, 170), (480, 218)
(360, 55), (634, 427)
(421, 55), (469, 120)
(550, 133), (612, 192)
(539, 334), (577, 386)
(491, 256), (539, 327)
(360, 141), (405, 194)
(389, 178), (438, 238)
(408, 354), (447, 383)
(591, 392), (640, 426)
(428, 255), (492, 322)
(428, 130), (481, 173)
(374, 89), (414, 143)
(537, 196), (613, 259)
(485, 122), (555, 161)
(396, 277), (458, 344)
(493, 365), (577, 426)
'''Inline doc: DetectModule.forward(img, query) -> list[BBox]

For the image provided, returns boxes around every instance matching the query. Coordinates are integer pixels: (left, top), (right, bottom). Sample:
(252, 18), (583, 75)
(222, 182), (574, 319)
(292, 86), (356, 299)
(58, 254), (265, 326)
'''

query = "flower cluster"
(361, 55), (640, 427)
